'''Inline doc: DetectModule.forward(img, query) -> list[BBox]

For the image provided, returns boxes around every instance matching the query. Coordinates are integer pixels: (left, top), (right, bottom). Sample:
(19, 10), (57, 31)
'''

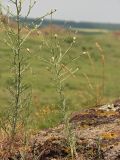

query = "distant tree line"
(12, 17), (120, 30)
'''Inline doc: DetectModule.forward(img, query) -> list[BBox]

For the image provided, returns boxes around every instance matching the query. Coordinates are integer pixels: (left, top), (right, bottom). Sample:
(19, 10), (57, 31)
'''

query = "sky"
(2, 0), (120, 23)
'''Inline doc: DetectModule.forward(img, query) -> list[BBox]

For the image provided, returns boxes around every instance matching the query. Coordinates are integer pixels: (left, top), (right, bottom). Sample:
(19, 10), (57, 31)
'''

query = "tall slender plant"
(39, 19), (84, 158)
(0, 0), (49, 143)
(0, 0), (56, 138)
(0, 0), (33, 142)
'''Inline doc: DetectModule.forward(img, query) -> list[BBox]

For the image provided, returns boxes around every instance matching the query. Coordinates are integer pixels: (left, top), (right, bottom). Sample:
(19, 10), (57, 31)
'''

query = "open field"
(72, 28), (109, 34)
(0, 29), (120, 129)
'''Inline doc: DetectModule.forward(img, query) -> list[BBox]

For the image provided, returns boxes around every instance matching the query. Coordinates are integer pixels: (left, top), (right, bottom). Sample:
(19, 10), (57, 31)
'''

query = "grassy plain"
(0, 28), (120, 129)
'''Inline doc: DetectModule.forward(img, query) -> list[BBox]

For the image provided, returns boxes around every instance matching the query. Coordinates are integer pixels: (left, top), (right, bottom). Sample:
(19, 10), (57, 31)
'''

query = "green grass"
(0, 30), (120, 129)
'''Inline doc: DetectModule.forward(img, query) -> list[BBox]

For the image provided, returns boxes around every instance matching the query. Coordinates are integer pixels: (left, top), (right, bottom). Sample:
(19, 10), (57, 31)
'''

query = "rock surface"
(1, 102), (120, 160)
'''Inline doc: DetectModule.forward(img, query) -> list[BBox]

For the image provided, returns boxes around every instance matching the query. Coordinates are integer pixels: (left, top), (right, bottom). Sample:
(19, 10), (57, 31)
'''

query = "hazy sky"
(3, 0), (120, 23)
